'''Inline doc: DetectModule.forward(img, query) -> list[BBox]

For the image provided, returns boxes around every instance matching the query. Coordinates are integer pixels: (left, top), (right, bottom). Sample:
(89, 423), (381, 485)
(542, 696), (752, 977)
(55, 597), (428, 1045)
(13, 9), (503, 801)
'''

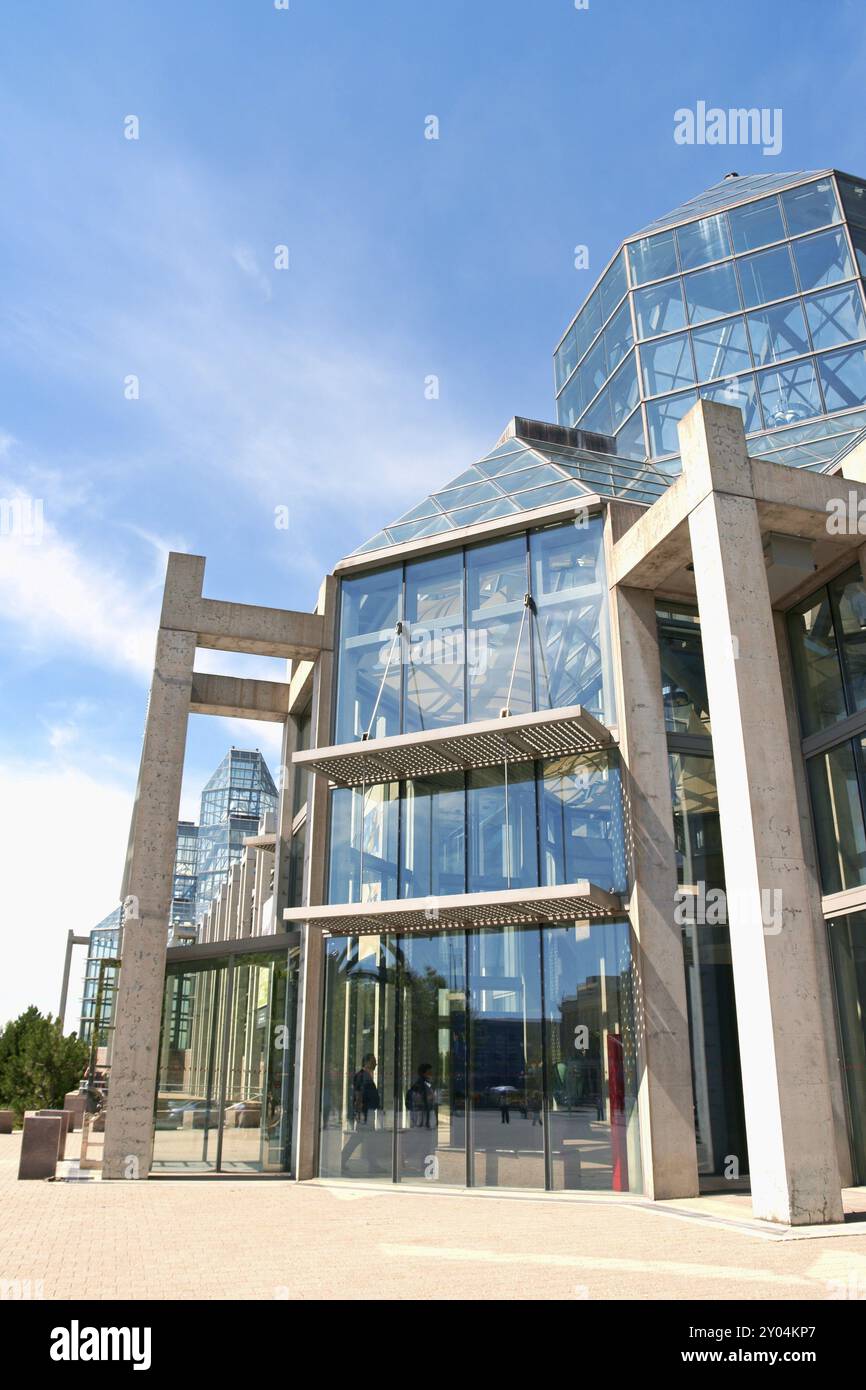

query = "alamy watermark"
(0, 496), (44, 542)
(675, 880), (782, 935)
(674, 102), (782, 157)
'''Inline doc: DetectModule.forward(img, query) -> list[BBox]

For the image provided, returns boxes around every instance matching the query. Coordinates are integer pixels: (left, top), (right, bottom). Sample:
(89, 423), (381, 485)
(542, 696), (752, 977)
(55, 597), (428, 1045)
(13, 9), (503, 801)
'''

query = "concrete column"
(226, 860), (242, 942)
(238, 846), (255, 939)
(292, 576), (337, 1181)
(681, 398), (844, 1224)
(273, 715), (299, 914)
(604, 504), (699, 1201)
(103, 624), (196, 1180)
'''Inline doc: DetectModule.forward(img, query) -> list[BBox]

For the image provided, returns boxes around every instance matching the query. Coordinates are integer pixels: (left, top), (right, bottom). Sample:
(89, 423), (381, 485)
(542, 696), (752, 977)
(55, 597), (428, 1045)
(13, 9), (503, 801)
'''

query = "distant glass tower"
(553, 169), (866, 474)
(170, 821), (199, 927)
(194, 749), (278, 920)
(78, 906), (121, 1044)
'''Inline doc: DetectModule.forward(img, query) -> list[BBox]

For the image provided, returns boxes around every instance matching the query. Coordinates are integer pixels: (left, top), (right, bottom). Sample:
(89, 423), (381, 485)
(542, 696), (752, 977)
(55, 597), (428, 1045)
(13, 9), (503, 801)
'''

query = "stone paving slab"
(2, 1132), (866, 1300)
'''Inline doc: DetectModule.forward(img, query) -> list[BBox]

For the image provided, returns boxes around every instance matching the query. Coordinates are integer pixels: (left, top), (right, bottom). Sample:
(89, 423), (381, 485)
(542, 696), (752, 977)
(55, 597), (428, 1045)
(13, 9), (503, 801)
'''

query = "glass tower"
(79, 906), (121, 1044)
(554, 169), (866, 475)
(194, 749), (278, 920)
(170, 821), (199, 927)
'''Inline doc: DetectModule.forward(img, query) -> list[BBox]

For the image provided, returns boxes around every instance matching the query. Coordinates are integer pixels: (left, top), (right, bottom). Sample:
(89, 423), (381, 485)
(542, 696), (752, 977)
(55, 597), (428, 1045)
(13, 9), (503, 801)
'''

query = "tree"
(0, 1007), (89, 1124)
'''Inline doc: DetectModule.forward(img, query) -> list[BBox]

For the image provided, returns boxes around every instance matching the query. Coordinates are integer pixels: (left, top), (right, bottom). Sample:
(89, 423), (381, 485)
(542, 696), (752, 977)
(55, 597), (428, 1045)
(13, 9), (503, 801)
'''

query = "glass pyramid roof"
(350, 428), (671, 556)
(631, 170), (826, 238)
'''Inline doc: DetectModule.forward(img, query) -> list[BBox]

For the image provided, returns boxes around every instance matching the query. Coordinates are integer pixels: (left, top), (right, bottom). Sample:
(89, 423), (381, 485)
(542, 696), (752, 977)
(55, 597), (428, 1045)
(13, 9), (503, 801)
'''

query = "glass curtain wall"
(153, 948), (298, 1173)
(320, 923), (642, 1193)
(827, 909), (866, 1182)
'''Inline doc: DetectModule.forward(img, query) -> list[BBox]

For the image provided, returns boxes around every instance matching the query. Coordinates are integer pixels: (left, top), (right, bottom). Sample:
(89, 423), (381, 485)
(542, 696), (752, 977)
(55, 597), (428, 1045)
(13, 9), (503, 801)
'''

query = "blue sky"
(1, 0), (863, 1026)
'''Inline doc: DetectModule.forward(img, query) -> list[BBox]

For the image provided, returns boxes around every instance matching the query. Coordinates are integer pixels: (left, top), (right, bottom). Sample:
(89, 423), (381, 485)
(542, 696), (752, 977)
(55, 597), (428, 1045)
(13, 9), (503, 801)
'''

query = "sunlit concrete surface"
(3, 1132), (866, 1301)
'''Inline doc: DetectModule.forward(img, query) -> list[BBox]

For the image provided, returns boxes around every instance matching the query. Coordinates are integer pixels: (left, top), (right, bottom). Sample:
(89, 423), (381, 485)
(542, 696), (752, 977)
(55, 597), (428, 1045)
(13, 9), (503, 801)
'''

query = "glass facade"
(194, 749), (278, 919)
(319, 923), (643, 1192)
(153, 947), (298, 1173)
(171, 821), (199, 927)
(78, 909), (121, 1044)
(554, 173), (866, 469)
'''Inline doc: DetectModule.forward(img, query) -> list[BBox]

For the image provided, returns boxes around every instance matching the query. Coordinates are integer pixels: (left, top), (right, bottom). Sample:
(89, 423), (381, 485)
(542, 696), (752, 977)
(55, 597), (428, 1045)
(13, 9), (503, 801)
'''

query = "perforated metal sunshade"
(292, 704), (615, 787)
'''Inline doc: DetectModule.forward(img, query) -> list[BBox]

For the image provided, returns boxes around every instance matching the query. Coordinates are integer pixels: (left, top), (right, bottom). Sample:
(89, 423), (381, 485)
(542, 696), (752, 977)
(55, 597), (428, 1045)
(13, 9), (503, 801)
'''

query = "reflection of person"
(408, 1064), (435, 1129)
(340, 1055), (385, 1175)
(499, 1091), (510, 1124)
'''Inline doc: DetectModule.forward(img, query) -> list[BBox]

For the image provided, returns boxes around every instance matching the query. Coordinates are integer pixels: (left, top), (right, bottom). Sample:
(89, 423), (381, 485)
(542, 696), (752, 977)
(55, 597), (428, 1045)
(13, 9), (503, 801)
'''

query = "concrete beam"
(189, 672), (290, 722)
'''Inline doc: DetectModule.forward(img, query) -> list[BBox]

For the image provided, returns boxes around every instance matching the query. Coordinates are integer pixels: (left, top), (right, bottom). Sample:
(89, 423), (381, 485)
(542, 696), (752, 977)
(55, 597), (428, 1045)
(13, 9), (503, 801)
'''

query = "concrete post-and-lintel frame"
(102, 552), (333, 1181)
(610, 398), (866, 1225)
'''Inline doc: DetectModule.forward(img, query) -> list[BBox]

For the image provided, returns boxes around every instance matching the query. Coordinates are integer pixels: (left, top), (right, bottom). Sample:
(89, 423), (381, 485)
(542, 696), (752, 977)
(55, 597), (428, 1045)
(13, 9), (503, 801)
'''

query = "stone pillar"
(103, 619), (196, 1180)
(681, 398), (844, 1224)
(604, 503), (699, 1201)
(292, 577), (337, 1181)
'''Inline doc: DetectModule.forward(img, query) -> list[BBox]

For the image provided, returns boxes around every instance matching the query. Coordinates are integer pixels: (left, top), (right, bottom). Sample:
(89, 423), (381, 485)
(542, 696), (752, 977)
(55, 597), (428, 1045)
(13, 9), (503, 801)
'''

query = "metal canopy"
(292, 704), (615, 787)
(283, 882), (623, 935)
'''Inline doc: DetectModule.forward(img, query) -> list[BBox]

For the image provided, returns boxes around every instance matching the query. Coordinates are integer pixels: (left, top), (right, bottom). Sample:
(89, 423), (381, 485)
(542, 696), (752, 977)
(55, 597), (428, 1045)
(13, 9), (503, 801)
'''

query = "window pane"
(328, 783), (400, 904)
(627, 230), (678, 286)
(574, 293), (602, 360)
(691, 316), (752, 381)
(781, 178), (840, 236)
(826, 909), (866, 1183)
(543, 920), (642, 1192)
(607, 353), (640, 428)
(633, 278), (687, 339)
(466, 535), (530, 721)
(747, 299), (810, 366)
(793, 227), (854, 292)
(539, 754), (625, 892)
(554, 324), (578, 392)
(805, 285), (866, 352)
(756, 358), (822, 426)
(400, 775), (465, 898)
(467, 766), (538, 893)
(831, 569), (866, 716)
(557, 371), (583, 428)
(817, 345), (866, 412)
(640, 332), (695, 395)
(599, 251), (627, 321)
(578, 335), (607, 402)
(699, 374), (762, 433)
(787, 591), (846, 736)
(579, 383), (613, 436)
(403, 551), (464, 733)
(683, 261), (740, 324)
(603, 298), (633, 375)
(657, 604), (710, 734)
(530, 518), (612, 719)
(336, 567), (402, 741)
(728, 195), (786, 253)
(615, 408), (647, 459)
(670, 752), (725, 888)
(838, 174), (866, 230)
(737, 244), (797, 308)
(646, 389), (698, 456)
(676, 213), (731, 271)
(850, 225), (866, 277)
(807, 742), (866, 895)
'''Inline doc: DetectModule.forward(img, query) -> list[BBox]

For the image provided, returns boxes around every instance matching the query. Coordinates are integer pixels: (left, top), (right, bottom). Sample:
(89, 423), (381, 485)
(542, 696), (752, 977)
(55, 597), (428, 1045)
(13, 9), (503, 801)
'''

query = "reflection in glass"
(539, 754), (625, 892)
(683, 261), (741, 325)
(543, 921), (642, 1191)
(469, 926), (545, 1189)
(787, 590), (847, 735)
(640, 332), (695, 396)
(699, 374), (763, 433)
(335, 566), (402, 742)
(657, 603), (711, 734)
(400, 774), (465, 898)
(747, 299), (810, 366)
(627, 230), (678, 286)
(599, 251), (628, 321)
(728, 195), (785, 253)
(604, 298), (633, 375)
(466, 535), (530, 721)
(530, 517), (613, 720)
(757, 358), (822, 427)
(817, 345), (866, 413)
(830, 568), (866, 715)
(467, 764), (538, 893)
(403, 550), (464, 733)
(781, 178), (839, 236)
(676, 213), (731, 272)
(737, 244), (797, 308)
(805, 285), (866, 352)
(807, 741), (866, 894)
(691, 316), (752, 382)
(646, 389), (698, 456)
(328, 783), (400, 904)
(793, 227), (854, 292)
(634, 278), (687, 339)
(827, 910), (866, 1183)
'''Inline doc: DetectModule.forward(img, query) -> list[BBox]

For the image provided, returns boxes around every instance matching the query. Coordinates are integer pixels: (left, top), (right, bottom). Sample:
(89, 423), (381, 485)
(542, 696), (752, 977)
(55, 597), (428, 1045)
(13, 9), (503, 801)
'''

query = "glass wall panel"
(747, 300), (810, 366)
(787, 590), (846, 735)
(539, 753), (626, 892)
(657, 603), (711, 734)
(737, 244), (797, 308)
(603, 298), (633, 375)
(328, 783), (400, 904)
(691, 316), (752, 382)
(599, 251), (628, 320)
(395, 933), (467, 1185)
(728, 195), (785, 253)
(676, 213), (731, 272)
(830, 568), (866, 715)
(757, 358), (822, 427)
(579, 381), (613, 435)
(467, 764), (538, 893)
(403, 550), (465, 733)
(615, 407), (647, 460)
(817, 345), (866, 412)
(468, 926), (545, 1189)
(807, 741), (866, 894)
(218, 953), (296, 1173)
(640, 332), (695, 396)
(805, 285), (866, 352)
(466, 535), (531, 722)
(793, 227), (854, 292)
(634, 278), (687, 339)
(530, 516), (612, 720)
(627, 231), (678, 286)
(543, 920), (642, 1191)
(400, 774), (465, 898)
(827, 910), (866, 1184)
(154, 960), (227, 1171)
(781, 178), (840, 236)
(607, 353), (640, 428)
(699, 374), (762, 433)
(646, 389), (698, 456)
(319, 934), (397, 1181)
(683, 261), (741, 325)
(670, 753), (725, 888)
(579, 335), (608, 403)
(335, 566), (402, 742)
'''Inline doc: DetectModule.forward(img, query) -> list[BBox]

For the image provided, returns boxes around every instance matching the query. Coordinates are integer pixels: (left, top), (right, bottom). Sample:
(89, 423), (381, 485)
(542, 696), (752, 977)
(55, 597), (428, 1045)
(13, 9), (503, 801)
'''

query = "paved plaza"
(4, 1132), (866, 1301)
